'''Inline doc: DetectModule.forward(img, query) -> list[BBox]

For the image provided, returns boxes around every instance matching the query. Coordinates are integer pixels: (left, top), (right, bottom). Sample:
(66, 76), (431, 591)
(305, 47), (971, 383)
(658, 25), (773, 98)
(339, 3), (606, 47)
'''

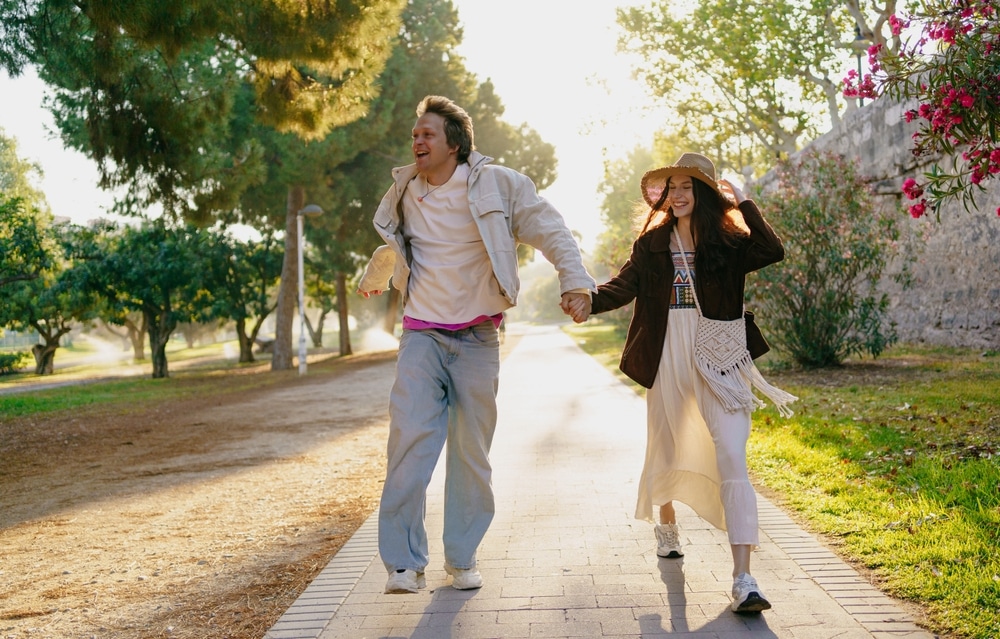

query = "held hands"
(560, 292), (591, 324)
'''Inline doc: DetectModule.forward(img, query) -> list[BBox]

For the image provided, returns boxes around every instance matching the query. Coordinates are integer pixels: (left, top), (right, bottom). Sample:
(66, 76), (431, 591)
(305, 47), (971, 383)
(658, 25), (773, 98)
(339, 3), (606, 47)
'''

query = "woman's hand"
(560, 292), (591, 323)
(718, 178), (746, 204)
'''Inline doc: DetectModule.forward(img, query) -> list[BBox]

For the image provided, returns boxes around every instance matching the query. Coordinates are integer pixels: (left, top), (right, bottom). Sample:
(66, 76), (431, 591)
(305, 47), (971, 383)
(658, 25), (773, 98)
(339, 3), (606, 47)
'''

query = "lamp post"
(297, 204), (324, 375)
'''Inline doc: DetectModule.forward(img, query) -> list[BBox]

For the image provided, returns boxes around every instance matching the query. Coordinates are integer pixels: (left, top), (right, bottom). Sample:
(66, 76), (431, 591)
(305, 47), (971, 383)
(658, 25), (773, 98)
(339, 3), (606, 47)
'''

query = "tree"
(0, 130), (51, 289)
(589, 145), (657, 332)
(844, 0), (1000, 218)
(617, 0), (898, 174)
(0, 0), (406, 217)
(752, 151), (903, 367)
(0, 126), (47, 207)
(69, 220), (215, 378)
(243, 0), (561, 357)
(199, 231), (284, 363)
(99, 314), (148, 362)
(1, 0), (407, 372)
(0, 244), (100, 374)
(0, 196), (50, 289)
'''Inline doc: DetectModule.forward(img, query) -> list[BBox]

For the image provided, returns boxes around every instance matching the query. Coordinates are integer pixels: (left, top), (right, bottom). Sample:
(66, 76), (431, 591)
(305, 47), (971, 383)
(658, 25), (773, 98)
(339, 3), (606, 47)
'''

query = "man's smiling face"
(412, 112), (458, 184)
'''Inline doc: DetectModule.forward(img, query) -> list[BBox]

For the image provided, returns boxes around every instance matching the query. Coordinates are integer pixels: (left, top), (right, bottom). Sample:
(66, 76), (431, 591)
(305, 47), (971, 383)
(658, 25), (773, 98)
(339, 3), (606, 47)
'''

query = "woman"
(586, 152), (794, 613)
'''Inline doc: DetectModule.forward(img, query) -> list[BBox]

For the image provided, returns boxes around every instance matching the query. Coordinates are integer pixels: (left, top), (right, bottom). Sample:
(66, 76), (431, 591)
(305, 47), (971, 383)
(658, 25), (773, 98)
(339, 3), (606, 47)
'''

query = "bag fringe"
(695, 352), (798, 418)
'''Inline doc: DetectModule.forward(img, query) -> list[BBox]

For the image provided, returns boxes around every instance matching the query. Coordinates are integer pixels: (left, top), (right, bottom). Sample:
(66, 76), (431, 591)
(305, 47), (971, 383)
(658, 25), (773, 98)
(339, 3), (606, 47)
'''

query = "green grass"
(564, 322), (1000, 639)
(0, 339), (307, 418)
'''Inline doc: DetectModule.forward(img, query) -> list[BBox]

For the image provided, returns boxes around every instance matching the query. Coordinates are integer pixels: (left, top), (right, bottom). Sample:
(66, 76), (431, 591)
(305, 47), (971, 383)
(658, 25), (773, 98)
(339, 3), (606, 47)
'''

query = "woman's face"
(666, 176), (695, 218)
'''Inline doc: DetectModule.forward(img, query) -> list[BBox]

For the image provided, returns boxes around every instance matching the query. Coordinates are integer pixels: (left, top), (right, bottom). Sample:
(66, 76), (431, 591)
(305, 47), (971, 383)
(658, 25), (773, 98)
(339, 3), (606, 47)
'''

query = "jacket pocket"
(471, 193), (506, 218)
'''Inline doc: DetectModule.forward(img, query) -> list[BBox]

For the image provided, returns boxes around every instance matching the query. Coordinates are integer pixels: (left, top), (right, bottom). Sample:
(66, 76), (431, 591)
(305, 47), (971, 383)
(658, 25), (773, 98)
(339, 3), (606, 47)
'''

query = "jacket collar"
(648, 223), (674, 253)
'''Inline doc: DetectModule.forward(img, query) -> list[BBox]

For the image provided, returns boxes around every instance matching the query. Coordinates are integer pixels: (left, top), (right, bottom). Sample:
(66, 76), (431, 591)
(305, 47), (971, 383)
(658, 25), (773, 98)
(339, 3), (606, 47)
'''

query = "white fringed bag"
(676, 234), (797, 418)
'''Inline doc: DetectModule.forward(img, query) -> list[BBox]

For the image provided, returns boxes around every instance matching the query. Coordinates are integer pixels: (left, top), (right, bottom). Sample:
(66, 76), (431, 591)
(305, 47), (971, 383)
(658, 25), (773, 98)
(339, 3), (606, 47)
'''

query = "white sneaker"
(444, 564), (483, 590)
(384, 569), (426, 594)
(731, 573), (771, 613)
(654, 523), (684, 558)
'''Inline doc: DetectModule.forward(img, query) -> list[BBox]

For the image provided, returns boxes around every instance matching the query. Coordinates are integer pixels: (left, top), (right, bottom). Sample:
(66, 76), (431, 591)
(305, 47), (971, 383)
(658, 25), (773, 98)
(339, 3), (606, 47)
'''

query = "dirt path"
(0, 351), (399, 639)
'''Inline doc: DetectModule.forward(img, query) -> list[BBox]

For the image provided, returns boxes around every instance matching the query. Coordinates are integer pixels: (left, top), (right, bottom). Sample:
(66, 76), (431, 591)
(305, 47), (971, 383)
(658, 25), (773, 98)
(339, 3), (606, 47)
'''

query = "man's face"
(412, 112), (458, 180)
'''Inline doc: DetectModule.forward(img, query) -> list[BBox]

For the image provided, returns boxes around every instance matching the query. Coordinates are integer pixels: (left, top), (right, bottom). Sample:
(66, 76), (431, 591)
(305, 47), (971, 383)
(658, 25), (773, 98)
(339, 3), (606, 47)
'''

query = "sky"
(0, 0), (663, 251)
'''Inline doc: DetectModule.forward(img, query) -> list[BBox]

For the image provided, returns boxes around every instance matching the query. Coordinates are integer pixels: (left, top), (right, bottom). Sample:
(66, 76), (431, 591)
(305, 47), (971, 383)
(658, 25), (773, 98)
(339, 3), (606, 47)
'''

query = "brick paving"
(265, 324), (937, 639)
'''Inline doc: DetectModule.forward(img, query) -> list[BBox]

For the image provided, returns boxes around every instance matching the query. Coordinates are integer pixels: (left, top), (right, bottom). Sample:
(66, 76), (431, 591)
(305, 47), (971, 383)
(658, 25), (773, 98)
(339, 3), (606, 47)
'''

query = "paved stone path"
(265, 324), (936, 639)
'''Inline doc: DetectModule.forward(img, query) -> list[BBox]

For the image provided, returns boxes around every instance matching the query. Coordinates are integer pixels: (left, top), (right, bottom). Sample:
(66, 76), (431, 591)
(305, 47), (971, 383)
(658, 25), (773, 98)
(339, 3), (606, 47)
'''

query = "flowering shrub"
(843, 0), (1000, 219)
(752, 151), (902, 367)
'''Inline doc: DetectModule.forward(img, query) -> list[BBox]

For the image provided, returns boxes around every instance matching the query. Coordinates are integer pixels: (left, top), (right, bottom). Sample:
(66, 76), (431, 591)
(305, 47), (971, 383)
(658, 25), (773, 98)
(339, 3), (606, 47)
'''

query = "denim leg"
(378, 329), (450, 573)
(442, 322), (500, 569)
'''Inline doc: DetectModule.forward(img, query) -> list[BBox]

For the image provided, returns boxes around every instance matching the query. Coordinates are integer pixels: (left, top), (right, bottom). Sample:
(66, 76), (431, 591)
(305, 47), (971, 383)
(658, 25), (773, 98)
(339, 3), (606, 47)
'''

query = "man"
(358, 95), (594, 594)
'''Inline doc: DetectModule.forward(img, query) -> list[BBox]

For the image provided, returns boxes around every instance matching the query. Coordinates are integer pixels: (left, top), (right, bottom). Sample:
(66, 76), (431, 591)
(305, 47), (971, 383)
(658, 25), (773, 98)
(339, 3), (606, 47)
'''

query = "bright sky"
(0, 1), (661, 251)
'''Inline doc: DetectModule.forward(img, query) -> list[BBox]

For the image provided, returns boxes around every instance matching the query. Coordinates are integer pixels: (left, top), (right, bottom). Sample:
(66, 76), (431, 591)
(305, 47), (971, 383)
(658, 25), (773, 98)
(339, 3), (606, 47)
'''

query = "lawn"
(564, 322), (1000, 639)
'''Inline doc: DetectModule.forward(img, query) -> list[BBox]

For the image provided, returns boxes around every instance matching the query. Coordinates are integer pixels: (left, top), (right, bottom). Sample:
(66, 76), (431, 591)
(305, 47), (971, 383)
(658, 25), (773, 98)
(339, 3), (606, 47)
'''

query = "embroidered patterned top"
(670, 251), (697, 309)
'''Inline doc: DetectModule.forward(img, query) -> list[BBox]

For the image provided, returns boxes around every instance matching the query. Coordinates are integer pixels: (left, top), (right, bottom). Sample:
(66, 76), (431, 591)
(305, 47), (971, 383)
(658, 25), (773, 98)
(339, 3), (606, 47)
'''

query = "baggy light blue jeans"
(378, 321), (500, 573)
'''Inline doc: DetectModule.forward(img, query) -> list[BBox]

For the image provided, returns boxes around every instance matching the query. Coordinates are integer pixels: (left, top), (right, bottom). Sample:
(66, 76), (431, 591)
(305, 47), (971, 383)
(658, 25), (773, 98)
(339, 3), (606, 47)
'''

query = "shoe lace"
(657, 527), (679, 546)
(733, 574), (757, 593)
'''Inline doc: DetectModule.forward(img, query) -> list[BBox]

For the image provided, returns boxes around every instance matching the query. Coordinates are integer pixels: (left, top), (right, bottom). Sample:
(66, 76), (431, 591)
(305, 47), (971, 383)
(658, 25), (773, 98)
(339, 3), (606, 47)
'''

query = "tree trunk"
(31, 343), (57, 375)
(382, 288), (400, 335)
(235, 317), (255, 363)
(271, 184), (304, 371)
(146, 309), (176, 379)
(303, 311), (327, 348)
(128, 315), (147, 361)
(179, 323), (197, 348)
(336, 272), (352, 356)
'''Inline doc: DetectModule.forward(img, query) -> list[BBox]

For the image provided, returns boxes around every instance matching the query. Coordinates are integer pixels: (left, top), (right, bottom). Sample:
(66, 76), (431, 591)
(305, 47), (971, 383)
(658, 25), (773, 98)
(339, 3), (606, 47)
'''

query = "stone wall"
(757, 100), (1000, 350)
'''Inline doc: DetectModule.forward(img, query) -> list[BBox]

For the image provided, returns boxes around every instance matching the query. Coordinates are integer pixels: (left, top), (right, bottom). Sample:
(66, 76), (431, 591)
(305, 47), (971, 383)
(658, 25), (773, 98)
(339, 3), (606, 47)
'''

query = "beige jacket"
(359, 151), (595, 307)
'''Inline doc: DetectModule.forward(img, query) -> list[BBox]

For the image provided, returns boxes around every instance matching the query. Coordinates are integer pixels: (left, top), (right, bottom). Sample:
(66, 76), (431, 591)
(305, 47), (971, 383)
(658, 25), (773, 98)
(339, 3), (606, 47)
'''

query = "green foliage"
(0, 0), (405, 221)
(747, 354), (1000, 639)
(197, 231), (283, 363)
(0, 241), (101, 374)
(67, 220), (218, 378)
(0, 195), (51, 289)
(753, 151), (904, 367)
(592, 145), (655, 331)
(617, 0), (858, 167)
(0, 350), (28, 374)
(0, 127), (47, 211)
(849, 0), (1000, 218)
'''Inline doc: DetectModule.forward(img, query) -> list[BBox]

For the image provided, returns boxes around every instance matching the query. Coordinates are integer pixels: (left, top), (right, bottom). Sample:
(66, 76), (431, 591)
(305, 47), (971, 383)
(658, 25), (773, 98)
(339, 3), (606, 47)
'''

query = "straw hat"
(640, 152), (724, 208)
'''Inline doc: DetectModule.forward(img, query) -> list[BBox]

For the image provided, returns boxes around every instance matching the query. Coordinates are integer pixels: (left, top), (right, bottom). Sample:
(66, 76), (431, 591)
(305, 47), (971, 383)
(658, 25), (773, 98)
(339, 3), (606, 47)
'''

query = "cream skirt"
(635, 307), (759, 546)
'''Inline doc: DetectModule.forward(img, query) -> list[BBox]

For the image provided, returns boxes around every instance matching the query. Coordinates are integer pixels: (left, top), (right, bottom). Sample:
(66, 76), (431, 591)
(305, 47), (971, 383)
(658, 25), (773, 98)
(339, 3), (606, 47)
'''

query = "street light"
(297, 204), (323, 375)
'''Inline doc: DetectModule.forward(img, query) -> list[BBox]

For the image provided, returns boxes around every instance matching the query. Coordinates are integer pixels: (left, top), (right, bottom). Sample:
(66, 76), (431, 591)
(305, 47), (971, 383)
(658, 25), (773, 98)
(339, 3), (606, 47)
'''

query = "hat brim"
(640, 166), (724, 209)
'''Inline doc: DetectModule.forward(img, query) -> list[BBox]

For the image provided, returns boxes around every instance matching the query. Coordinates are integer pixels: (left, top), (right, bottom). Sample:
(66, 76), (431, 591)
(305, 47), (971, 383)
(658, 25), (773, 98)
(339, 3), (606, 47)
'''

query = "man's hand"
(560, 292), (591, 323)
(358, 288), (383, 299)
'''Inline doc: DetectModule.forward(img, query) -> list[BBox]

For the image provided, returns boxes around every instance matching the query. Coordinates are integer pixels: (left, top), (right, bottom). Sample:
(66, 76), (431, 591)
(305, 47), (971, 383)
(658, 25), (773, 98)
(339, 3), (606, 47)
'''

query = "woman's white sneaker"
(731, 573), (771, 612)
(654, 523), (684, 558)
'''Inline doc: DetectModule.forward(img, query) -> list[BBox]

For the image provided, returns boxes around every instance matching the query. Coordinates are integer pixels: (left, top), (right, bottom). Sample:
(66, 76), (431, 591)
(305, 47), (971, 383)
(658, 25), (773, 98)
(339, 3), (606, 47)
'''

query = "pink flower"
(902, 178), (924, 200)
(960, 93), (975, 108)
(909, 201), (927, 218)
(889, 14), (905, 36)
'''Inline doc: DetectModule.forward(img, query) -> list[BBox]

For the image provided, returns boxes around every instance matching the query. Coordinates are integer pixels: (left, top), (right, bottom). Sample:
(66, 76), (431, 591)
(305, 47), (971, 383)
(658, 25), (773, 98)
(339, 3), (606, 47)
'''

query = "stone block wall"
(756, 100), (1000, 350)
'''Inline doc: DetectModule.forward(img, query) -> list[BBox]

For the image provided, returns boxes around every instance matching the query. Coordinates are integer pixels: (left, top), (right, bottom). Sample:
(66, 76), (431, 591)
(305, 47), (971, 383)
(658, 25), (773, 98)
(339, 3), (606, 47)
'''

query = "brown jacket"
(591, 200), (784, 389)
